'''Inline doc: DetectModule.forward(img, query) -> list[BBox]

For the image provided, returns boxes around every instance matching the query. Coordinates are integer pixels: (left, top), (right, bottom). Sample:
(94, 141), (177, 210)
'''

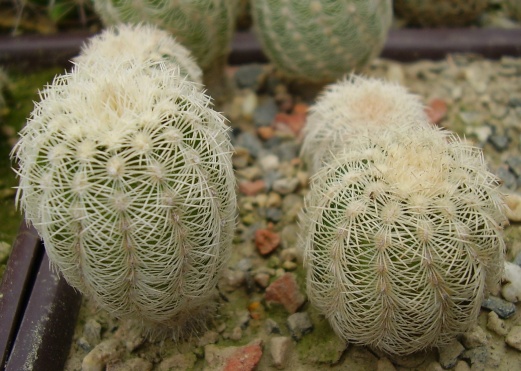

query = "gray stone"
(496, 166), (518, 190)
(506, 325), (521, 351)
(287, 312), (313, 341)
(234, 132), (263, 158)
(489, 134), (510, 151)
(272, 177), (299, 195)
(265, 318), (281, 334)
(266, 207), (283, 222)
(235, 64), (264, 90)
(253, 98), (278, 127)
(83, 319), (102, 348)
(482, 295), (517, 318)
(438, 339), (465, 369)
(461, 346), (488, 370)
(506, 156), (521, 177)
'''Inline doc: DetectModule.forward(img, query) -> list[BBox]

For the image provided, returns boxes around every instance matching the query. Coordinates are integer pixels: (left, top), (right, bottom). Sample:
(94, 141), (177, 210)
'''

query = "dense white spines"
(13, 56), (236, 337)
(300, 77), (507, 355)
(74, 24), (203, 84)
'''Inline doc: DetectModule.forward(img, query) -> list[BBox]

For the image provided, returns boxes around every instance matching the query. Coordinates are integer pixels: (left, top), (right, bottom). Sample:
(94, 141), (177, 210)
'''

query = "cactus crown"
(301, 75), (427, 174)
(251, 0), (393, 82)
(92, 0), (238, 70)
(12, 56), (236, 337)
(300, 77), (506, 355)
(74, 23), (203, 84)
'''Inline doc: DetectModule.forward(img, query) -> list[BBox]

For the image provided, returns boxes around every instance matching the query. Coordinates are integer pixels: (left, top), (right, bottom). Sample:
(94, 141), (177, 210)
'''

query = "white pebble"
(502, 261), (521, 303)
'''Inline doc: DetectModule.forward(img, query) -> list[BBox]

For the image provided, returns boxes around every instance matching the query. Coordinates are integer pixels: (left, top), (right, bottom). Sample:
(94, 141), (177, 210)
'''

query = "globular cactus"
(301, 75), (428, 175)
(300, 77), (507, 355)
(74, 23), (203, 85)
(251, 0), (393, 83)
(92, 0), (238, 72)
(12, 52), (236, 338)
(394, 0), (487, 27)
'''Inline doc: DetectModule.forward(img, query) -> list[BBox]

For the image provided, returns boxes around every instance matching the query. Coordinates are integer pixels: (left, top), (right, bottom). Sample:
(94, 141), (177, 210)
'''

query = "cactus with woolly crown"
(74, 23), (203, 84)
(92, 0), (238, 72)
(299, 77), (507, 355)
(12, 45), (236, 338)
(251, 0), (392, 83)
(394, 0), (487, 27)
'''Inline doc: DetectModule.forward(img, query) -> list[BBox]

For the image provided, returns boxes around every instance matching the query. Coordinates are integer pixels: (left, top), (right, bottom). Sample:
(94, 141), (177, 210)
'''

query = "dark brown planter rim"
(0, 28), (520, 69)
(0, 27), (520, 371)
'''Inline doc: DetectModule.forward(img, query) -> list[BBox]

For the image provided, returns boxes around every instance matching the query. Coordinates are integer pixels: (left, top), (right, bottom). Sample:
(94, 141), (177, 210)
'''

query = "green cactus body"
(301, 76), (428, 174)
(74, 24), (203, 84)
(300, 78), (506, 355)
(12, 57), (236, 337)
(394, 0), (487, 27)
(92, 0), (238, 71)
(251, 0), (392, 83)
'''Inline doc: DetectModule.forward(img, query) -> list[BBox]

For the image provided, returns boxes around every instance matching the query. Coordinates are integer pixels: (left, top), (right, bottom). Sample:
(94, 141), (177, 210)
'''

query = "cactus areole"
(12, 58), (236, 337)
(300, 78), (507, 355)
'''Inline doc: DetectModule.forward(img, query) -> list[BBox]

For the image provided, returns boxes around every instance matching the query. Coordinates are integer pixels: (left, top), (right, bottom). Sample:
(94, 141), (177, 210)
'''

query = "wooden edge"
(0, 29), (520, 69)
(0, 222), (42, 368)
(4, 251), (82, 371)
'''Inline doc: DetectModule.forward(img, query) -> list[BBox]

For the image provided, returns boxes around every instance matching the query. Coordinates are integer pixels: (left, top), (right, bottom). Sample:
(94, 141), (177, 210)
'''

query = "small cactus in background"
(394, 0), (487, 27)
(92, 0), (238, 72)
(12, 51), (236, 337)
(251, 0), (393, 83)
(74, 23), (203, 84)
(300, 77), (507, 355)
(301, 75), (428, 174)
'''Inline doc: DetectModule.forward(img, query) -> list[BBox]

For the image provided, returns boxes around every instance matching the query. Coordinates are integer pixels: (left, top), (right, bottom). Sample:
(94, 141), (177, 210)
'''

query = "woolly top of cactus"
(301, 76), (428, 174)
(300, 121), (507, 355)
(12, 59), (236, 334)
(74, 24), (203, 84)
(93, 0), (238, 70)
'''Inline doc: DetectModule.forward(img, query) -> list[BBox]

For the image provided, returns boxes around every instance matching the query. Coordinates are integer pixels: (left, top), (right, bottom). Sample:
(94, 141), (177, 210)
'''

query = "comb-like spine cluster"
(299, 77), (507, 355)
(394, 0), (487, 27)
(12, 35), (236, 338)
(92, 0), (238, 72)
(251, 0), (393, 83)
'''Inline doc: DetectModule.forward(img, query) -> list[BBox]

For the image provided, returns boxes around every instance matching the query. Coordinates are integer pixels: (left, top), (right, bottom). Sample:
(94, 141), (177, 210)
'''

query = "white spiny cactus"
(12, 56), (236, 338)
(74, 24), (203, 84)
(300, 77), (507, 355)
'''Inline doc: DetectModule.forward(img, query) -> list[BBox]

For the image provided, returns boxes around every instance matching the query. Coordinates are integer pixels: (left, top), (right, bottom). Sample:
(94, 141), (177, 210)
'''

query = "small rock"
(233, 147), (251, 169)
(506, 325), (521, 351)
(506, 156), (521, 178)
(273, 108), (307, 136)
(239, 179), (266, 196)
(502, 261), (521, 302)
(281, 260), (297, 271)
(254, 272), (270, 288)
(265, 318), (281, 334)
(487, 311), (508, 336)
(235, 64), (264, 90)
(253, 97), (278, 127)
(481, 295), (516, 318)
(229, 326), (243, 341)
(270, 336), (293, 369)
(461, 346), (488, 369)
(426, 98), (447, 124)
(287, 312), (313, 341)
(461, 325), (488, 349)
(438, 339), (465, 369)
(265, 207), (283, 222)
(158, 353), (197, 371)
(82, 339), (122, 371)
(489, 134), (510, 152)
(453, 360), (471, 371)
(265, 272), (306, 313)
(281, 194), (303, 222)
(272, 177), (299, 195)
(259, 154), (280, 172)
(197, 331), (219, 347)
(504, 192), (521, 222)
(221, 268), (246, 292)
(425, 361), (444, 371)
(107, 358), (153, 371)
(234, 132), (262, 158)
(223, 341), (263, 371)
(386, 63), (404, 84)
(496, 166), (518, 190)
(118, 321), (145, 353)
(255, 228), (281, 255)
(257, 126), (275, 140)
(242, 90), (258, 120)
(280, 224), (299, 250)
(83, 319), (101, 348)
(377, 357), (397, 371)
(266, 192), (282, 208)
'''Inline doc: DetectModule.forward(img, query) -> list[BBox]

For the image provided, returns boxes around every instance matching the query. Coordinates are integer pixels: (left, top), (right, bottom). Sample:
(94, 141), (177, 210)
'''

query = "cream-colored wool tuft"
(12, 57), (236, 339)
(300, 77), (507, 355)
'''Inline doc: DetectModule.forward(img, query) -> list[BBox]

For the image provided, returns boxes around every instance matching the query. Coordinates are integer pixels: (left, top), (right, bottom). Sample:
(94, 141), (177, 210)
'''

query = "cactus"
(74, 24), (203, 85)
(92, 0), (238, 72)
(394, 0), (487, 27)
(301, 75), (428, 175)
(299, 77), (507, 355)
(12, 53), (236, 338)
(251, 0), (393, 83)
